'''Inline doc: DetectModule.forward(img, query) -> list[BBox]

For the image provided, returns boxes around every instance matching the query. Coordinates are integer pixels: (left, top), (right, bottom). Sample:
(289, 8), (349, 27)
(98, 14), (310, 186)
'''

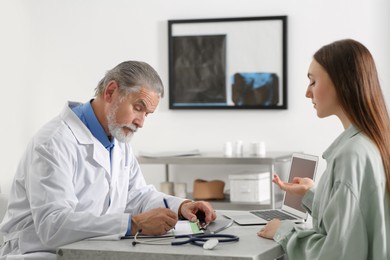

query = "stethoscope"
(132, 229), (239, 250)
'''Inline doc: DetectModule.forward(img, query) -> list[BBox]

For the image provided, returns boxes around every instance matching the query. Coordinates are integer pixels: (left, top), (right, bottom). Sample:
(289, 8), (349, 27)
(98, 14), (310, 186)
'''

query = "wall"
(0, 0), (389, 195)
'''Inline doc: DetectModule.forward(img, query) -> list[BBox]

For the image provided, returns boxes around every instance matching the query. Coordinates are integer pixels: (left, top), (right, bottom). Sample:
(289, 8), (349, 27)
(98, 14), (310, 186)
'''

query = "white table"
(57, 211), (285, 260)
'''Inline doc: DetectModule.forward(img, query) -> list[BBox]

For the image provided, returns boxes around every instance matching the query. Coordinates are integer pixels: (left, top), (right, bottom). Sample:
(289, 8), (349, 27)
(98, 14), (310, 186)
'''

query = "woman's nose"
(305, 86), (312, 98)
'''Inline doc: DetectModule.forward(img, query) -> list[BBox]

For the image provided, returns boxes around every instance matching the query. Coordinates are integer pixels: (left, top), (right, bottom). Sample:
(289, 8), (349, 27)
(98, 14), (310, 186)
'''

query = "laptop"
(223, 153), (318, 225)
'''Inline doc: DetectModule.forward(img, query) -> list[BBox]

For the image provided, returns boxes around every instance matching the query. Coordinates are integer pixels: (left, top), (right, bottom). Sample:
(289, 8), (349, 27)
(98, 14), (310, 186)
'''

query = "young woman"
(258, 39), (390, 259)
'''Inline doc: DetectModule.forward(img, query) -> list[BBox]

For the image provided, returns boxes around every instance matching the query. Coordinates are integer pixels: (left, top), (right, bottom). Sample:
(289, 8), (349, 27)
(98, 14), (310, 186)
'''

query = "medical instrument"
(207, 219), (234, 234)
(203, 238), (219, 250)
(195, 210), (208, 229)
(132, 229), (239, 250)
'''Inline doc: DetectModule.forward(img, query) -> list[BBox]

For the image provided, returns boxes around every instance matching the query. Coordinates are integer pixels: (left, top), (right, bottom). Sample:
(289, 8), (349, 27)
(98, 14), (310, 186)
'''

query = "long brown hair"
(314, 39), (390, 195)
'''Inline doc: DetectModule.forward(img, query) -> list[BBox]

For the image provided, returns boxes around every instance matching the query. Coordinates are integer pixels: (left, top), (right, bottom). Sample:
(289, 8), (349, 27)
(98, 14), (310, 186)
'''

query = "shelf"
(138, 151), (293, 210)
(138, 151), (293, 165)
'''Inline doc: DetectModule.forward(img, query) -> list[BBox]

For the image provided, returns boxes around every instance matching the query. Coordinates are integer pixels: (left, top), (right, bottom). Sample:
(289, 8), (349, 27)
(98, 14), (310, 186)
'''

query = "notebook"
(223, 153), (318, 225)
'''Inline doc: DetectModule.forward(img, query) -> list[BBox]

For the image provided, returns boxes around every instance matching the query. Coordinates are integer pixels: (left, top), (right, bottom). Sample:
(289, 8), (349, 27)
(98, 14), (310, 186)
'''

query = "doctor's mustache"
(123, 124), (138, 133)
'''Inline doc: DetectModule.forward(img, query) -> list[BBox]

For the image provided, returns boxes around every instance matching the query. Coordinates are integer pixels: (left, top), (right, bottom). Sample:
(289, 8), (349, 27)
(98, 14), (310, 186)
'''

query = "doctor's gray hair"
(95, 61), (164, 98)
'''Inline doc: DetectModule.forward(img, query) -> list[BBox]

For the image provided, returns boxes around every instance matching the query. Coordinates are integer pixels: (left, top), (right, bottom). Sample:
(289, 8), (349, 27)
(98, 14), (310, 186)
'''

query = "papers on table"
(170, 220), (203, 236)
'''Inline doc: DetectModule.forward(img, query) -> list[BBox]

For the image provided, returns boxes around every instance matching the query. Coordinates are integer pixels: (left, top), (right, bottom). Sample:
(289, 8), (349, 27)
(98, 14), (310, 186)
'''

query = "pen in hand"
(163, 198), (170, 209)
(163, 198), (175, 229)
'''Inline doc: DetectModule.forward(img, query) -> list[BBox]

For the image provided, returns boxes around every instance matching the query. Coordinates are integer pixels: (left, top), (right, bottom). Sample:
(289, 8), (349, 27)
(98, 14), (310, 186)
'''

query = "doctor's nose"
(133, 113), (146, 128)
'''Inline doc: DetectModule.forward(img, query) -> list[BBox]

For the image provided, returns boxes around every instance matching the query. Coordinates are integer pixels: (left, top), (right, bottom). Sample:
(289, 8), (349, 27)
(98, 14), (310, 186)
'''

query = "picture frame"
(168, 16), (288, 110)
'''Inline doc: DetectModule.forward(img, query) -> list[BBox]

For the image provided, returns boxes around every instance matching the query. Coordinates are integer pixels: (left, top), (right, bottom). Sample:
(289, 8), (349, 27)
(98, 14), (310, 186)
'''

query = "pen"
(163, 198), (170, 209)
(163, 198), (175, 229)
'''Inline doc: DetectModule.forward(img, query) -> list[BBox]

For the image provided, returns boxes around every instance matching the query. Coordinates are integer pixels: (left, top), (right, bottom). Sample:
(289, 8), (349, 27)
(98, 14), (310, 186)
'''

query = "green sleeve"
(301, 187), (315, 214)
(274, 183), (367, 260)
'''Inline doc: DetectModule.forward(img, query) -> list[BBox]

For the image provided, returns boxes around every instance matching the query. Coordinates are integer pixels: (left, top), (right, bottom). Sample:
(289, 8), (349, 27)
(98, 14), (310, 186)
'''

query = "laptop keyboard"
(250, 210), (297, 221)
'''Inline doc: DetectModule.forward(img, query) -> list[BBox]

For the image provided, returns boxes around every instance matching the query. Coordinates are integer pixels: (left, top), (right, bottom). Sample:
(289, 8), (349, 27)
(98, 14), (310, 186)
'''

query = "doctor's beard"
(107, 102), (138, 143)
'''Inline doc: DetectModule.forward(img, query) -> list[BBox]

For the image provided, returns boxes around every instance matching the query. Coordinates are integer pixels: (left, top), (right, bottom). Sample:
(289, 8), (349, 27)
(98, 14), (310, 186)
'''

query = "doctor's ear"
(104, 81), (119, 102)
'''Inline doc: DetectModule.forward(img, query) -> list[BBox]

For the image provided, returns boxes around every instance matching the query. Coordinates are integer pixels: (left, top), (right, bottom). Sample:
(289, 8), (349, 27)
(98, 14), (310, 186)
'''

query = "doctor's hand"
(273, 173), (314, 196)
(179, 201), (216, 225)
(131, 208), (178, 236)
(257, 219), (281, 239)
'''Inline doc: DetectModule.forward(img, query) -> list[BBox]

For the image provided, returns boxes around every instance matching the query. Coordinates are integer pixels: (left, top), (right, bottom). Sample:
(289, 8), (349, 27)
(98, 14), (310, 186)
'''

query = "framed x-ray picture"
(168, 16), (288, 109)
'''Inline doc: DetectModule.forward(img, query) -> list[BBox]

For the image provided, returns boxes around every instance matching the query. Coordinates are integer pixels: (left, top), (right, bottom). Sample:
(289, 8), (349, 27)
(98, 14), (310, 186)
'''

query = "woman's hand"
(257, 219), (281, 239)
(273, 173), (314, 196)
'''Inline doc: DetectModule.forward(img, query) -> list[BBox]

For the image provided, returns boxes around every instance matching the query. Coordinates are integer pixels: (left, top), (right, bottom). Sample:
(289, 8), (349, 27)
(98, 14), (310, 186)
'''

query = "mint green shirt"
(274, 125), (390, 259)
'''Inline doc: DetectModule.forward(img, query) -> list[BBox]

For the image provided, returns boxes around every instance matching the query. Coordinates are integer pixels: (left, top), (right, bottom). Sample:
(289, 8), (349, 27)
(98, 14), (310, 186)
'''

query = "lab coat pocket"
(106, 166), (130, 214)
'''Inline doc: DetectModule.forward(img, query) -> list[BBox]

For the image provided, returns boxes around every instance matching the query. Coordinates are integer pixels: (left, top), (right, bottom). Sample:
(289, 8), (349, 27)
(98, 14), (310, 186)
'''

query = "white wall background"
(0, 0), (389, 196)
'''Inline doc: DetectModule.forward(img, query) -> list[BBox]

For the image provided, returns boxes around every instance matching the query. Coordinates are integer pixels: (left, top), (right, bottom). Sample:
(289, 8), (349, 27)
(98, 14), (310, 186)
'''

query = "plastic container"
(229, 172), (270, 203)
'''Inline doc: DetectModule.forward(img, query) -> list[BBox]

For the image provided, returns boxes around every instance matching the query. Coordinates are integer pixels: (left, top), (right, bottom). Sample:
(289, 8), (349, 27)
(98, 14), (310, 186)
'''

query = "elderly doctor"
(0, 61), (216, 259)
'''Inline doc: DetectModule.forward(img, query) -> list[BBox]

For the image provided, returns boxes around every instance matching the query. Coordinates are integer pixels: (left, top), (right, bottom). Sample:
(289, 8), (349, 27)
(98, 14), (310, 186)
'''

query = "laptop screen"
(283, 156), (318, 213)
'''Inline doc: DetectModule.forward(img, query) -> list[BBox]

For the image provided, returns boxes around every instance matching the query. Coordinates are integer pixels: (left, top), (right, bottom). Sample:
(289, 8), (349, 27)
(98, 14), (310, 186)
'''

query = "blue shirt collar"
(72, 100), (114, 151)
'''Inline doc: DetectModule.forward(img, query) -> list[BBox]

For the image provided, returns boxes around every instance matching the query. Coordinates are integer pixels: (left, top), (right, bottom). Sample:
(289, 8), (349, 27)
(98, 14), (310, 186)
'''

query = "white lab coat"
(0, 102), (184, 259)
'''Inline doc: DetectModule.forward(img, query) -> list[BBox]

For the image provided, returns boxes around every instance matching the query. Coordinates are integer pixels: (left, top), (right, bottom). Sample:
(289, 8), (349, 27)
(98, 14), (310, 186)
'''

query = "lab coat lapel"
(107, 142), (128, 212)
(92, 143), (111, 177)
(110, 141), (123, 183)
(62, 103), (111, 175)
